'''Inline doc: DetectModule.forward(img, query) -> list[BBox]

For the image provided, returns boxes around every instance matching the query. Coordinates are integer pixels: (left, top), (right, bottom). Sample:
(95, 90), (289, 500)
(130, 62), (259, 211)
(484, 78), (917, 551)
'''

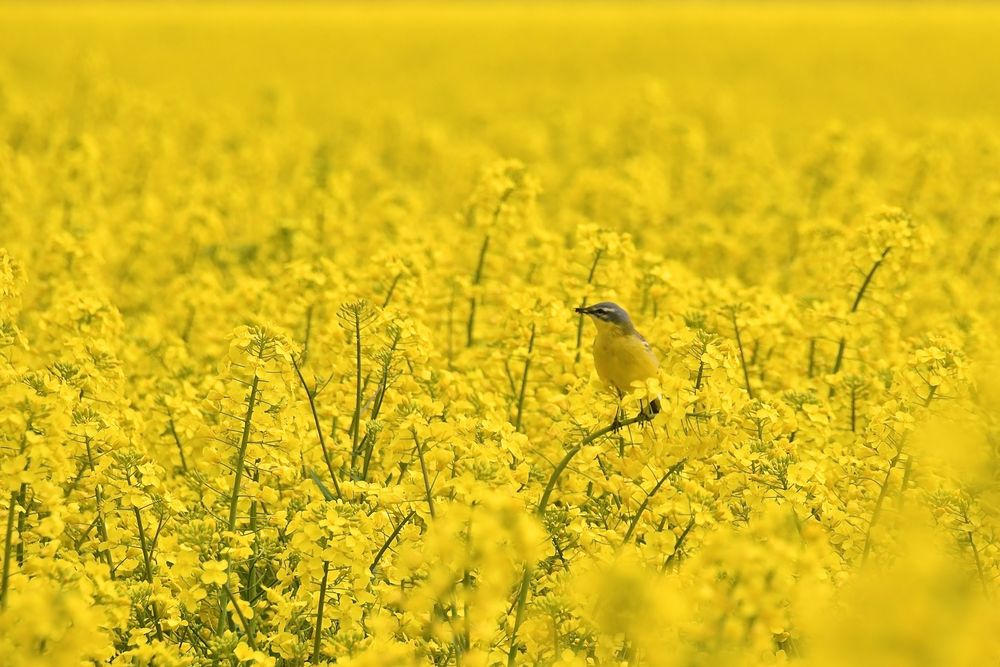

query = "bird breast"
(593, 329), (659, 394)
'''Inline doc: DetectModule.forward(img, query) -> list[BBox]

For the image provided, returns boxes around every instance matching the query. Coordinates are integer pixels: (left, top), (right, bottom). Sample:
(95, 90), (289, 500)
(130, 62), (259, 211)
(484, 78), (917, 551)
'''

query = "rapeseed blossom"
(1, 3), (999, 666)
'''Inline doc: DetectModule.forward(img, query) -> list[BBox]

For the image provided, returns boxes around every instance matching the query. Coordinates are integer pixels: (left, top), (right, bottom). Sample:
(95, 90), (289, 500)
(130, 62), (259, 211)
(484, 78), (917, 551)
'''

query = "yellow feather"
(592, 321), (659, 395)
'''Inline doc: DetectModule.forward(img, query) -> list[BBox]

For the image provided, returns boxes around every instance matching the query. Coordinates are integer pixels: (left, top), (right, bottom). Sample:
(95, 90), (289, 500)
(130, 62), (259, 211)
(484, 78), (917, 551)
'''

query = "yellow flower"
(234, 642), (276, 667)
(179, 586), (208, 610)
(200, 560), (229, 586)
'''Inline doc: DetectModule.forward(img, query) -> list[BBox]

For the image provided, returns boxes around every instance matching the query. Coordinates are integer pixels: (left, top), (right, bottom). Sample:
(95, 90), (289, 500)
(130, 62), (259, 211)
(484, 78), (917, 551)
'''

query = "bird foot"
(610, 408), (625, 433)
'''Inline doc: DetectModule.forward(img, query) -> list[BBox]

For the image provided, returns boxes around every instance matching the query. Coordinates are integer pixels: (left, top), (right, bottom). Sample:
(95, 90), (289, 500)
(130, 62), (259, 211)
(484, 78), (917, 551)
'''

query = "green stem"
(923, 383), (938, 408)
(313, 561), (330, 662)
(663, 516), (697, 571)
(132, 505), (165, 641)
(301, 303), (315, 366)
(181, 305), (196, 343)
(361, 430), (378, 481)
(731, 311), (754, 400)
(125, 469), (165, 641)
(467, 234), (491, 347)
(508, 410), (653, 664)
(506, 568), (532, 667)
(412, 431), (436, 519)
(831, 247), (892, 377)
(447, 289), (456, 369)
(538, 412), (652, 516)
(228, 375), (260, 532)
(360, 332), (401, 482)
(896, 455), (913, 510)
(622, 460), (686, 545)
(78, 440), (115, 579)
(850, 385), (857, 432)
(514, 324), (535, 432)
(967, 527), (989, 598)
(247, 469), (260, 637)
(351, 318), (368, 471)
(1, 492), (16, 609)
(292, 358), (342, 498)
(861, 448), (902, 565)
(350, 317), (364, 465)
(224, 583), (258, 650)
(218, 374), (260, 635)
(369, 330), (400, 422)
(94, 487), (115, 579)
(370, 510), (416, 574)
(14, 484), (26, 567)
(382, 273), (403, 309)
(167, 413), (189, 473)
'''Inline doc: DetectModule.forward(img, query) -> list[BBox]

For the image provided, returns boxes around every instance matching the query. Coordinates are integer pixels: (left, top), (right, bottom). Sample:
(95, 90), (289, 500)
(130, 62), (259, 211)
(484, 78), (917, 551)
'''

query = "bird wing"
(635, 331), (653, 353)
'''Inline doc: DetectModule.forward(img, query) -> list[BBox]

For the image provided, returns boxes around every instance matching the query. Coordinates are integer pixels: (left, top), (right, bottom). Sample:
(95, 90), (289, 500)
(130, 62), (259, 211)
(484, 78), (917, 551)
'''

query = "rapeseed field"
(1, 3), (999, 666)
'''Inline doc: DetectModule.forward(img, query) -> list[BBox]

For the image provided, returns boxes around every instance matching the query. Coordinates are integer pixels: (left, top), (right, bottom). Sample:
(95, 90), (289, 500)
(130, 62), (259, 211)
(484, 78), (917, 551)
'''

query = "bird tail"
(645, 396), (662, 417)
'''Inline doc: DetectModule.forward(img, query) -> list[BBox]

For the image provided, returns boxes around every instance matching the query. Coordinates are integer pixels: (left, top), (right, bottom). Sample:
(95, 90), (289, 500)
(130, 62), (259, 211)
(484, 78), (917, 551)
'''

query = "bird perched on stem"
(576, 301), (661, 426)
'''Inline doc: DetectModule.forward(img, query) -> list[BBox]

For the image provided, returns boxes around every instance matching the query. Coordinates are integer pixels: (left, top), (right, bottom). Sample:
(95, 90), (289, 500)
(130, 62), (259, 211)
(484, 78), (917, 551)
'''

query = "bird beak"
(574, 306), (589, 315)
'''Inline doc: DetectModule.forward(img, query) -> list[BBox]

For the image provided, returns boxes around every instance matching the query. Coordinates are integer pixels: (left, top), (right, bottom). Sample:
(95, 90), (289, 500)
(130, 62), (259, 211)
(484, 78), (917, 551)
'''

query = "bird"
(575, 301), (661, 424)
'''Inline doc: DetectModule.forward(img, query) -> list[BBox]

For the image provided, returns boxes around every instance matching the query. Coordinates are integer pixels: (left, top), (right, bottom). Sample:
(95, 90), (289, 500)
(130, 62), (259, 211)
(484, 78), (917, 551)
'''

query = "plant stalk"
(514, 323), (536, 432)
(412, 431), (436, 518)
(1, 492), (16, 609)
(508, 410), (654, 664)
(292, 358), (342, 498)
(622, 460), (686, 545)
(227, 375), (260, 532)
(467, 234), (491, 347)
(313, 561), (330, 662)
(831, 247), (892, 377)
(731, 311), (754, 400)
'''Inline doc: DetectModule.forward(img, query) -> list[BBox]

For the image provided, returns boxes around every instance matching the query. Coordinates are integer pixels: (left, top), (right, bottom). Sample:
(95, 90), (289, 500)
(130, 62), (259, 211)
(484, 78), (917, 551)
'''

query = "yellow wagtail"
(576, 301), (661, 424)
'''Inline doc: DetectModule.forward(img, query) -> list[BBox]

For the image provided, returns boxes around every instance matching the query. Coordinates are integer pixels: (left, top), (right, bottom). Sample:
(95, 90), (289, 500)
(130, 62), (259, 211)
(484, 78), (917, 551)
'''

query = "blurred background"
(3, 2), (1000, 131)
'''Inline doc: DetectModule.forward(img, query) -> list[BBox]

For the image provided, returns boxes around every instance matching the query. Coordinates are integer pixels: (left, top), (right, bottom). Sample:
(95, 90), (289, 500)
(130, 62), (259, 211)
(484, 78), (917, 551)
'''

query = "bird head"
(575, 302), (634, 332)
